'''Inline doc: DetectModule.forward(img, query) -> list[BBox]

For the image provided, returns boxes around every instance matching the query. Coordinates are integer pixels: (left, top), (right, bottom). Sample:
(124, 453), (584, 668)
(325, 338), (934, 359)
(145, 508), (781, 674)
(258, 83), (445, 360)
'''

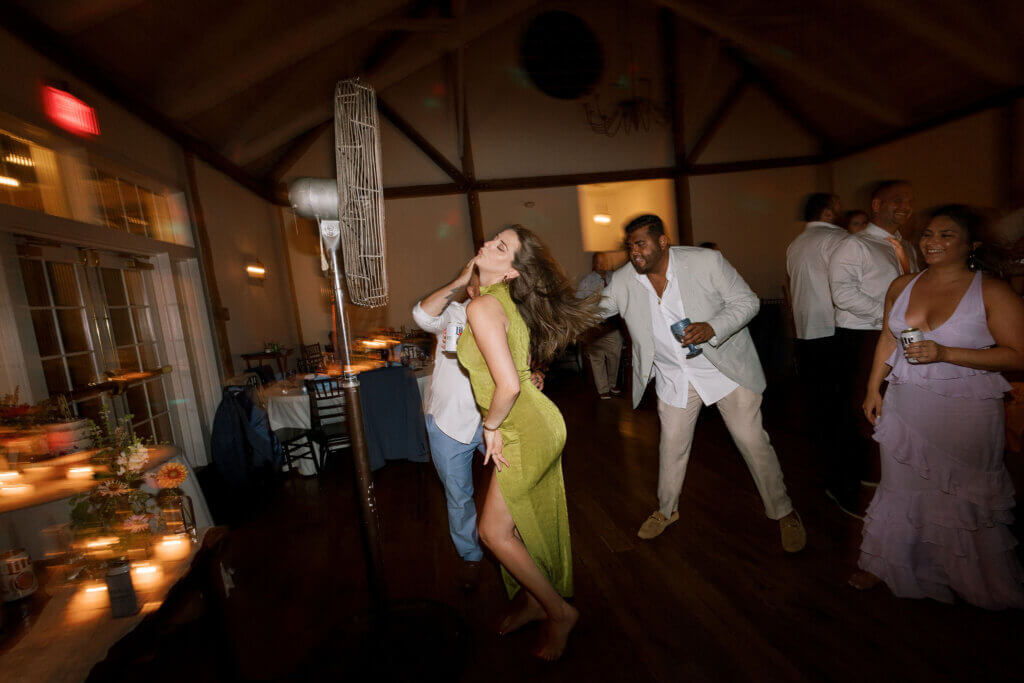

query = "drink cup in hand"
(443, 322), (463, 353)
(670, 318), (703, 359)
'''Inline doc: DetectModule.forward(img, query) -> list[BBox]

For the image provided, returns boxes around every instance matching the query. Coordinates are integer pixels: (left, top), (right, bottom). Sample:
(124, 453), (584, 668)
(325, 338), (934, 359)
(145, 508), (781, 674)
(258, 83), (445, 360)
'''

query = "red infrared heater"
(41, 85), (100, 136)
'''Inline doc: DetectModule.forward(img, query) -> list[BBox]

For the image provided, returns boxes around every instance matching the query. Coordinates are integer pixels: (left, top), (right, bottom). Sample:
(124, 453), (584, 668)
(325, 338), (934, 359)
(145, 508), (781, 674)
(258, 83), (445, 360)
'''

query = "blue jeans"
(426, 415), (483, 561)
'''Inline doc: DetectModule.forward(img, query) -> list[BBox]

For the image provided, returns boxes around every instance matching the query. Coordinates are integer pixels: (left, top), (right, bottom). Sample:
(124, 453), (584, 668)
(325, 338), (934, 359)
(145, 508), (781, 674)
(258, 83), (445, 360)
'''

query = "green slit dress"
(457, 282), (573, 599)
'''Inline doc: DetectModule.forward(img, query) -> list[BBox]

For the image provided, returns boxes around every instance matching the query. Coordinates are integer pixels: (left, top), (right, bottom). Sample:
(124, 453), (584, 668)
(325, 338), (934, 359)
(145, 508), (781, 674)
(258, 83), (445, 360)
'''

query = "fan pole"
(324, 227), (388, 618)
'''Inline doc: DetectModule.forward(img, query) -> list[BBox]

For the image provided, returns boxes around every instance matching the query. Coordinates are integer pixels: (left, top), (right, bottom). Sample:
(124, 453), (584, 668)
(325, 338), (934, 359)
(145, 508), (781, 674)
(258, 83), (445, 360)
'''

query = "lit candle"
(0, 483), (34, 496)
(78, 582), (110, 609)
(0, 471), (20, 482)
(66, 466), (94, 480)
(130, 562), (163, 590)
(153, 534), (190, 561)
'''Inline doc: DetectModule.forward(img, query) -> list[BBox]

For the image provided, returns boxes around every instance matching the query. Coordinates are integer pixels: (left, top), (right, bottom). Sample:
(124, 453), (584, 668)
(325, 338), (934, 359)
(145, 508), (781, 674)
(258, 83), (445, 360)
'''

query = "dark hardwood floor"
(100, 370), (1024, 682)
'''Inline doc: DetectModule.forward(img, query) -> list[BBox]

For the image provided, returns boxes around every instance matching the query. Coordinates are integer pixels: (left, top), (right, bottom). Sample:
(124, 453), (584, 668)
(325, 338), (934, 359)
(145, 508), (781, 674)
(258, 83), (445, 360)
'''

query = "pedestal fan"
(289, 79), (468, 679)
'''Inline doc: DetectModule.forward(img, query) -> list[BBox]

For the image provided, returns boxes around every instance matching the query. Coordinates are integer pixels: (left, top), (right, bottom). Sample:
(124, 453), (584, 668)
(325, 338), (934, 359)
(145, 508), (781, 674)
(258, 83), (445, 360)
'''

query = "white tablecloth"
(265, 390), (322, 476)
(0, 453), (212, 564)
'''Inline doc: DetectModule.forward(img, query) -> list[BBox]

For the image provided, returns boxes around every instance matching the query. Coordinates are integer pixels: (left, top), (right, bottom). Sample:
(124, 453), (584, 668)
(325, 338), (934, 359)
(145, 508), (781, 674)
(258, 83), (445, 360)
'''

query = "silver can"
(444, 322), (464, 353)
(0, 549), (37, 601)
(900, 328), (925, 364)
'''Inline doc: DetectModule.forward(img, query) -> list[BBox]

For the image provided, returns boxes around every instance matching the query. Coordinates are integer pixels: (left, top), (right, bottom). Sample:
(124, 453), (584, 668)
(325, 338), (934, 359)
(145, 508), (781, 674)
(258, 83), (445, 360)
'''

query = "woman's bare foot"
(498, 591), (546, 635)
(848, 570), (882, 591)
(534, 603), (579, 662)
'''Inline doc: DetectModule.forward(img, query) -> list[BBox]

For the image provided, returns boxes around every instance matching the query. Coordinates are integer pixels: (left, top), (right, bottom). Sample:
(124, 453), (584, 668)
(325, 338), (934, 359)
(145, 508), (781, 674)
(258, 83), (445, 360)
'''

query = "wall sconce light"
(593, 213), (611, 224)
(246, 260), (266, 280)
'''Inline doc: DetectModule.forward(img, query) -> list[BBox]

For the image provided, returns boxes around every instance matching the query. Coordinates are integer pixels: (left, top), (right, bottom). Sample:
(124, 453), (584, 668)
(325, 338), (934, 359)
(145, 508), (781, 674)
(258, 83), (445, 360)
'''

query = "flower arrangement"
(69, 409), (157, 535)
(155, 462), (188, 489)
(0, 386), (44, 426)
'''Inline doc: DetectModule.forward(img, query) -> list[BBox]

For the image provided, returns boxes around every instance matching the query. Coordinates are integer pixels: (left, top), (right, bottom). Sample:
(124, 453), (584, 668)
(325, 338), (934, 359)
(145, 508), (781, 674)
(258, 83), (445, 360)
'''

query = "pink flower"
(122, 514), (151, 533)
(96, 480), (130, 497)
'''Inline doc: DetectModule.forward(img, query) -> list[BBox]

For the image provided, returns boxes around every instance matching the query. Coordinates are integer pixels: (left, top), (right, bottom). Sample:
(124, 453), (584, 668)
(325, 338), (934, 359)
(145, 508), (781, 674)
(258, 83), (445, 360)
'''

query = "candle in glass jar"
(0, 483), (33, 496)
(130, 562), (163, 590)
(0, 471), (20, 483)
(66, 466), (94, 480)
(153, 534), (190, 561)
(78, 582), (109, 609)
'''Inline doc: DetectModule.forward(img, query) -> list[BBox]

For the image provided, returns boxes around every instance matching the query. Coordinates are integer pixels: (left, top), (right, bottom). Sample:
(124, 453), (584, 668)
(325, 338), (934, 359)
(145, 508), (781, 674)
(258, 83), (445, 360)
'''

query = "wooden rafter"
(46, 0), (145, 34)
(162, 0), (408, 119)
(377, 99), (467, 186)
(654, 0), (905, 126)
(853, 0), (1020, 85)
(660, 8), (693, 245)
(231, 0), (541, 166)
(685, 75), (749, 165)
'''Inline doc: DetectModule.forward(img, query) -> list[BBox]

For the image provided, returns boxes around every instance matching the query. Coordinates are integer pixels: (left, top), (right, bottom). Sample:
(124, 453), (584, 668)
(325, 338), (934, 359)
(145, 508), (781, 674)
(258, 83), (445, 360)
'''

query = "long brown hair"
(507, 225), (601, 366)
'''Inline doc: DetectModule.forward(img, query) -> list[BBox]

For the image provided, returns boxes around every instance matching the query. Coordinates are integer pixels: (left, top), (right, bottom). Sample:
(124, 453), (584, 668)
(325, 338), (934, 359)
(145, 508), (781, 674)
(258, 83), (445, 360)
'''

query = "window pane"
(95, 174), (126, 232)
(41, 358), (68, 393)
(20, 259), (49, 307)
(116, 346), (141, 372)
(56, 308), (89, 353)
(134, 420), (153, 443)
(109, 308), (134, 346)
(153, 413), (172, 444)
(67, 353), (96, 389)
(31, 309), (60, 356)
(46, 262), (80, 307)
(132, 309), (154, 344)
(120, 181), (148, 237)
(126, 383), (149, 422)
(145, 379), (167, 415)
(124, 270), (145, 306)
(139, 343), (159, 369)
(101, 268), (126, 306)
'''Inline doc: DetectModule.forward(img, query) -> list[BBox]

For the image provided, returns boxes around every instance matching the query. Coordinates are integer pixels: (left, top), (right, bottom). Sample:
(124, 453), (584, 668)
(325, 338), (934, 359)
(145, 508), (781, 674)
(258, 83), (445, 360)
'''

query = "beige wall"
(690, 165), (820, 298)
(193, 160), (298, 370)
(832, 111), (1000, 227)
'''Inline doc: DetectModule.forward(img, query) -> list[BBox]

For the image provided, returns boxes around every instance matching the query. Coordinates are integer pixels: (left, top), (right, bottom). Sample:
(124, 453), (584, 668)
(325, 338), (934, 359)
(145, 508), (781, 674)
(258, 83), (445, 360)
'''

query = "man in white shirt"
(412, 259), (484, 587)
(827, 180), (918, 517)
(576, 253), (623, 399)
(599, 214), (805, 552)
(786, 193), (848, 501)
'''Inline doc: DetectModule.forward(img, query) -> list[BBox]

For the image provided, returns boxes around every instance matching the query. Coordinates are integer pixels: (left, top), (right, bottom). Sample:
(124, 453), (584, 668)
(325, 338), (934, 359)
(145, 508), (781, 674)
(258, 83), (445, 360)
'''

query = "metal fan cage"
(334, 79), (388, 307)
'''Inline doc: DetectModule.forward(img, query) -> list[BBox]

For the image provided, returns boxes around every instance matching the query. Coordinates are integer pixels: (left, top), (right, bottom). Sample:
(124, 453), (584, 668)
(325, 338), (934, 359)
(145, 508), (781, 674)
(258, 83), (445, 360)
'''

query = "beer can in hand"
(900, 328), (925, 364)
(444, 322), (464, 353)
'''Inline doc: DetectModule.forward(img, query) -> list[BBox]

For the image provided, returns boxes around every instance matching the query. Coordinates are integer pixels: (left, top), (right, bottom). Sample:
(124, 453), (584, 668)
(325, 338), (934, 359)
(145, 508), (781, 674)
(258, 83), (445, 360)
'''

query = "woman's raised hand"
(454, 256), (477, 287)
(482, 428), (509, 472)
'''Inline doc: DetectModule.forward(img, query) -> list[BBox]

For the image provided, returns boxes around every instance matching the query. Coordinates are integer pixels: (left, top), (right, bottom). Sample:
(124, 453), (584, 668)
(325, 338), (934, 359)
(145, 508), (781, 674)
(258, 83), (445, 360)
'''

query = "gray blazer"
(598, 246), (766, 408)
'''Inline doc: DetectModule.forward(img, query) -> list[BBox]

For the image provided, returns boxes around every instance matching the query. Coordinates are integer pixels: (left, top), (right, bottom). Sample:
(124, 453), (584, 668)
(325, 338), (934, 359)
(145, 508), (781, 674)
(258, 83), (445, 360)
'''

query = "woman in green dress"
(458, 225), (599, 661)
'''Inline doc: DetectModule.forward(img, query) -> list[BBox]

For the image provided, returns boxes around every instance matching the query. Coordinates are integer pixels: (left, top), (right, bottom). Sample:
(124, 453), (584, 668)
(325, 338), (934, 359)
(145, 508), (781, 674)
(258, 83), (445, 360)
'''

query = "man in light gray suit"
(599, 215), (805, 551)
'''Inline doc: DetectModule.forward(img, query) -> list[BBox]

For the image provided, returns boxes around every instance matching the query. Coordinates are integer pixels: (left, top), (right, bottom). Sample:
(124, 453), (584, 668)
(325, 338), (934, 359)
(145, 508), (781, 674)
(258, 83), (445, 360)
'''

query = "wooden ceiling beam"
(377, 98), (467, 185)
(853, 0), (1020, 85)
(231, 0), (540, 166)
(654, 0), (906, 126)
(163, 0), (409, 120)
(45, 0), (146, 34)
(685, 75), (749, 165)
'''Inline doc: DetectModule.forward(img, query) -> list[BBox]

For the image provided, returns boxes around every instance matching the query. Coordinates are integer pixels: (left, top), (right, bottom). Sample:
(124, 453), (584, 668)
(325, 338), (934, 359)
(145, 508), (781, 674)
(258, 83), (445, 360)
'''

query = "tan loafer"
(637, 510), (679, 539)
(779, 510), (806, 553)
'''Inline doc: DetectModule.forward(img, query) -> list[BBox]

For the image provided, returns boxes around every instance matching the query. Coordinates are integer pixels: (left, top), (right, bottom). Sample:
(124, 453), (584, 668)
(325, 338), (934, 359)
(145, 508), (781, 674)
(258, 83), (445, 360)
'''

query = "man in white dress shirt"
(786, 193), (848, 501)
(412, 259), (484, 587)
(577, 253), (624, 399)
(827, 180), (918, 517)
(599, 214), (805, 551)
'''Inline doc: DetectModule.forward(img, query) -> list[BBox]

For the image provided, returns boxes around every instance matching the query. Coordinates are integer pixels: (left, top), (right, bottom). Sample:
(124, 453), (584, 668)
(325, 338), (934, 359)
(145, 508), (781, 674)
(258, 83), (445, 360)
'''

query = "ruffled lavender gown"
(859, 272), (1024, 609)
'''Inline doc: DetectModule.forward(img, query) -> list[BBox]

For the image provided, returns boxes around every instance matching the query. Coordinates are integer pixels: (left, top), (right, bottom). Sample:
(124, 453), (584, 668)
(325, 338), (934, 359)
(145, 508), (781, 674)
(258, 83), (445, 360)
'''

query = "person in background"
(698, 241), (720, 251)
(577, 253), (624, 399)
(412, 258), (484, 589)
(786, 194), (849, 504)
(844, 210), (870, 235)
(853, 205), (1024, 609)
(598, 214), (806, 552)
(458, 226), (599, 661)
(827, 180), (918, 518)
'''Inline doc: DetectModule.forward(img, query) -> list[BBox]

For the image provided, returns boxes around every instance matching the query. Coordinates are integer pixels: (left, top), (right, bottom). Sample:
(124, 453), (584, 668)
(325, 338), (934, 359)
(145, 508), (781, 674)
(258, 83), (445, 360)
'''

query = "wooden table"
(240, 348), (293, 376)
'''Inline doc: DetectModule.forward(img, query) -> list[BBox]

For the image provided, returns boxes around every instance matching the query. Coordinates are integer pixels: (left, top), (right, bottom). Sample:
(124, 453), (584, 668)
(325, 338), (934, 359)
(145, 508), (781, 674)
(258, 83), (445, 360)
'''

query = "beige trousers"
(585, 329), (623, 394)
(657, 384), (793, 520)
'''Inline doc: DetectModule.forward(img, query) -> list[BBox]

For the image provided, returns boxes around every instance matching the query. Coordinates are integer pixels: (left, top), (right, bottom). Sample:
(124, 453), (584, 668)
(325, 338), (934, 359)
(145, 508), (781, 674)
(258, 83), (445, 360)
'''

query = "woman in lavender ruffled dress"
(852, 205), (1024, 609)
